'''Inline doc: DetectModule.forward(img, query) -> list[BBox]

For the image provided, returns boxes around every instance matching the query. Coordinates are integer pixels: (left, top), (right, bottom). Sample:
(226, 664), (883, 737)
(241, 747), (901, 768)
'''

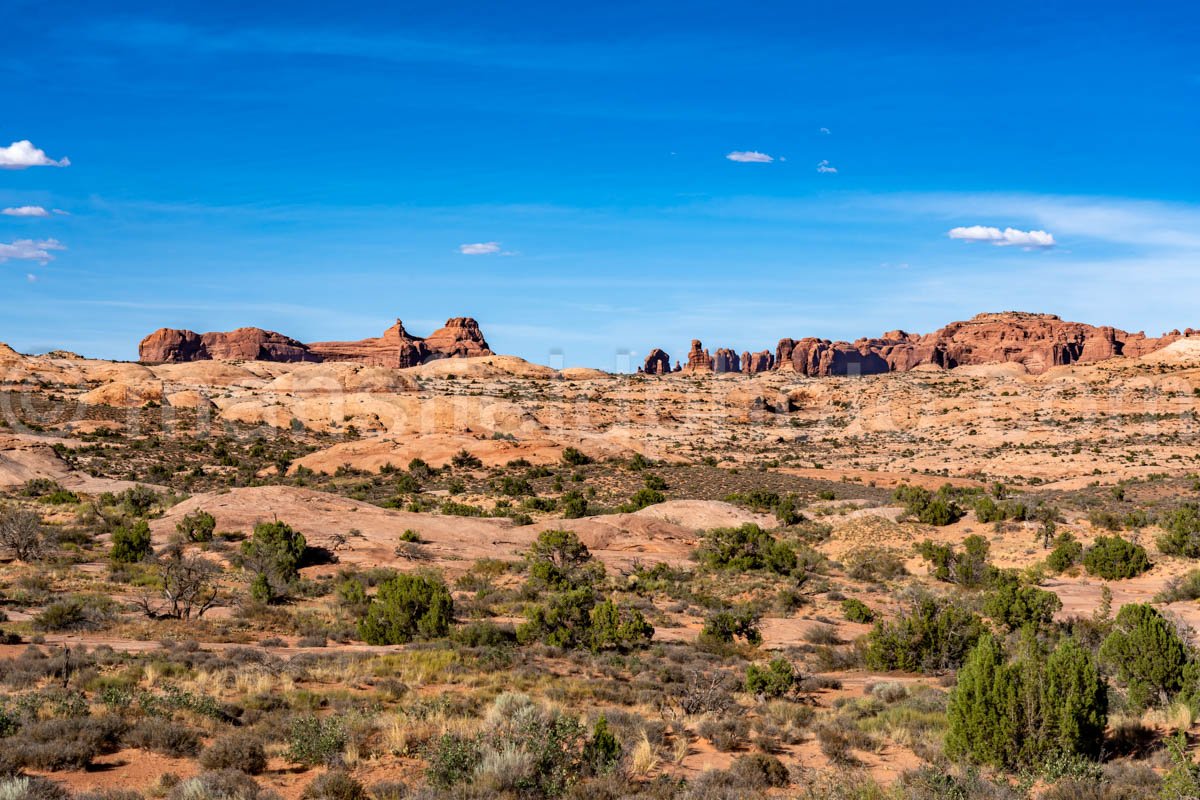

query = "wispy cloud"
(459, 241), (502, 255)
(816, 159), (837, 174)
(2, 206), (50, 217)
(948, 225), (1055, 249)
(819, 127), (831, 135)
(726, 150), (773, 163)
(0, 141), (70, 169)
(0, 239), (66, 263)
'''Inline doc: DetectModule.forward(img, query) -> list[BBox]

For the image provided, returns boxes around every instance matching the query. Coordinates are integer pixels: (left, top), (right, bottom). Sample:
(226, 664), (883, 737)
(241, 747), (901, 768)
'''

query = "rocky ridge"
(140, 317), (492, 367)
(644, 312), (1197, 377)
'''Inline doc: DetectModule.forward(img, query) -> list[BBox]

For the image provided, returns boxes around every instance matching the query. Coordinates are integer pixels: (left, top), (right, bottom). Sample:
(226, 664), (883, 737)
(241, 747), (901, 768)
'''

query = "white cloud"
(819, 127), (831, 134)
(816, 159), (837, 174)
(459, 241), (501, 255)
(0, 239), (66, 263)
(2, 206), (50, 217)
(0, 140), (70, 169)
(26, 273), (37, 283)
(726, 150), (773, 163)
(948, 225), (1056, 249)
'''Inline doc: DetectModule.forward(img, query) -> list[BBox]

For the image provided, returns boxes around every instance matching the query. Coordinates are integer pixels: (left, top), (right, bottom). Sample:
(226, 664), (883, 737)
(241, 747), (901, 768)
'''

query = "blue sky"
(2, 0), (1199, 367)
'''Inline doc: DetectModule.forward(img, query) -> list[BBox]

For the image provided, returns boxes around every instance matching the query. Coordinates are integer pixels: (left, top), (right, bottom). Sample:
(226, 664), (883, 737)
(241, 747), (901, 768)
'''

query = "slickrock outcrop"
(642, 349), (671, 375)
(140, 318), (492, 367)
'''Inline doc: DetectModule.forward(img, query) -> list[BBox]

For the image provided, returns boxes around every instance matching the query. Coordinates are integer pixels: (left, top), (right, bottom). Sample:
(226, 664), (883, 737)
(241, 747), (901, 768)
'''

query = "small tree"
(111, 519), (153, 563)
(138, 544), (221, 620)
(0, 506), (47, 561)
(983, 575), (1062, 632)
(358, 572), (453, 644)
(1099, 603), (1188, 709)
(915, 535), (994, 587)
(240, 520), (307, 603)
(176, 510), (216, 543)
(864, 595), (985, 673)
(517, 586), (597, 648)
(947, 634), (1106, 769)
(526, 529), (602, 590)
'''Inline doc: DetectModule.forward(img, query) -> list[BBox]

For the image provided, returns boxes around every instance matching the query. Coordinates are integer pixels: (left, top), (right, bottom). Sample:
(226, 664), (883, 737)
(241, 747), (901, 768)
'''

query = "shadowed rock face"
(653, 313), (1198, 377)
(139, 318), (492, 366)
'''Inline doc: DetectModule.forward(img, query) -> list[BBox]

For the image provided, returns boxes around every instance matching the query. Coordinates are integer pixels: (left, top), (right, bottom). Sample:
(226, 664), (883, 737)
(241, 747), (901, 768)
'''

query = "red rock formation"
(764, 313), (1192, 377)
(139, 327), (316, 363)
(682, 340), (714, 373)
(741, 350), (775, 374)
(713, 348), (740, 373)
(643, 348), (671, 375)
(140, 317), (491, 367)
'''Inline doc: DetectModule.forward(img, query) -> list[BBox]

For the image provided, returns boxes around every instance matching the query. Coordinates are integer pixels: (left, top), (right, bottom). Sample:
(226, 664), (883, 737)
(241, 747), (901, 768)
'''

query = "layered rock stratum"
(140, 317), (492, 367)
(654, 312), (1195, 377)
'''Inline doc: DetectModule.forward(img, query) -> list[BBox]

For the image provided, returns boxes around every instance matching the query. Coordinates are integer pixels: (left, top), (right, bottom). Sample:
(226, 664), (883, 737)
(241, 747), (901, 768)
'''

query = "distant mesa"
(139, 317), (493, 367)
(643, 312), (1198, 377)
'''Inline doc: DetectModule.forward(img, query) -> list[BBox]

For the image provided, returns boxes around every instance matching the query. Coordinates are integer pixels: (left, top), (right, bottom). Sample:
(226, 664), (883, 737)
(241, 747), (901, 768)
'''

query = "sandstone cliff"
(140, 318), (492, 367)
(652, 313), (1197, 378)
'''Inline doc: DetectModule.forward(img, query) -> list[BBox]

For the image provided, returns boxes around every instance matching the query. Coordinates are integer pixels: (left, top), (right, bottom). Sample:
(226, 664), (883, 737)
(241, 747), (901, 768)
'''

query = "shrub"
(451, 449), (483, 469)
(864, 595), (985, 673)
(0, 777), (71, 800)
(699, 607), (762, 647)
(559, 491), (588, 519)
(894, 484), (964, 526)
(619, 488), (665, 512)
(561, 447), (592, 466)
(947, 634), (1106, 769)
(0, 507), (48, 561)
(240, 520), (307, 603)
(730, 753), (790, 789)
(167, 771), (266, 800)
(525, 529), (603, 590)
(983, 575), (1062, 631)
(1156, 570), (1200, 603)
(1099, 603), (1188, 709)
(1157, 504), (1200, 558)
(124, 717), (202, 757)
(358, 572), (454, 645)
(582, 716), (621, 775)
(302, 772), (365, 800)
(915, 535), (994, 587)
(200, 732), (267, 775)
(517, 587), (596, 648)
(1046, 532), (1083, 573)
(1083, 536), (1150, 580)
(587, 598), (654, 652)
(745, 657), (796, 698)
(287, 716), (346, 767)
(696, 524), (797, 575)
(7, 716), (125, 770)
(425, 733), (482, 789)
(110, 520), (152, 563)
(176, 510), (216, 543)
(842, 598), (875, 623)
